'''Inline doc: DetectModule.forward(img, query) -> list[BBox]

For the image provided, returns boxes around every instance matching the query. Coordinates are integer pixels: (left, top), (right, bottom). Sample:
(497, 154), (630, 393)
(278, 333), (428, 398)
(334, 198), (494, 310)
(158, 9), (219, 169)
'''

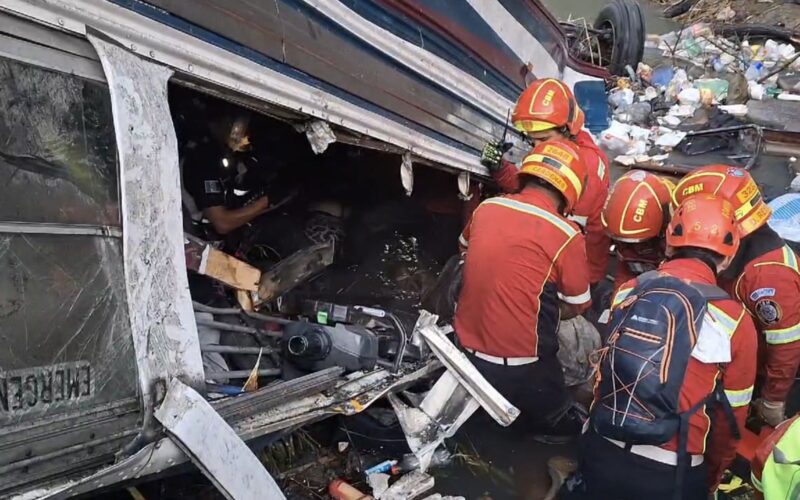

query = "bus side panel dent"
(87, 36), (204, 401)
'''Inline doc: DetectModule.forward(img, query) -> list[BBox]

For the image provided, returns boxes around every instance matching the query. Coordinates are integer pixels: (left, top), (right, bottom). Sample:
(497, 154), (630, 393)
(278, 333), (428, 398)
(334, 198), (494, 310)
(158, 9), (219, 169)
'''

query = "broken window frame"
(0, 19), (144, 497)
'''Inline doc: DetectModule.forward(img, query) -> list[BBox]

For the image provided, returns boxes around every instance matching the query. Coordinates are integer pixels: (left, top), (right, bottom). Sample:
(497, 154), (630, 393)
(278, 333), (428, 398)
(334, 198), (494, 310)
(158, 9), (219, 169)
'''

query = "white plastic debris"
(655, 128), (687, 149)
(780, 43), (796, 61)
(749, 81), (765, 100)
(304, 120), (337, 154)
(650, 154), (670, 163)
(457, 172), (473, 201)
(778, 93), (800, 102)
(609, 88), (635, 109)
(369, 473), (391, 498)
(382, 471), (435, 500)
(641, 87), (659, 101)
(719, 104), (749, 116)
(401, 153), (414, 196)
(660, 114), (683, 127)
(666, 69), (689, 101)
(337, 442), (349, 453)
(678, 88), (701, 105)
(614, 155), (637, 166)
(669, 104), (696, 117)
(600, 120), (633, 153)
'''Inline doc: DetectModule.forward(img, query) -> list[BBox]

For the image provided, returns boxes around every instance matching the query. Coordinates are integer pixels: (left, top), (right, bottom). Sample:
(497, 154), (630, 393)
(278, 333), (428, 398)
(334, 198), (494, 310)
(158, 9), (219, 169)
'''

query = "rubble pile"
(599, 22), (800, 170)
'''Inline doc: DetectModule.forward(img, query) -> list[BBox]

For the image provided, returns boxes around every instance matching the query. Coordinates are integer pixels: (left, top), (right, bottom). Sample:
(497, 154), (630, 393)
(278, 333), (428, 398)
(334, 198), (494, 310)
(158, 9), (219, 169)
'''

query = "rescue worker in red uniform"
(673, 165), (800, 428)
(562, 195), (758, 500)
(480, 78), (610, 289)
(601, 170), (675, 292)
(456, 139), (591, 437)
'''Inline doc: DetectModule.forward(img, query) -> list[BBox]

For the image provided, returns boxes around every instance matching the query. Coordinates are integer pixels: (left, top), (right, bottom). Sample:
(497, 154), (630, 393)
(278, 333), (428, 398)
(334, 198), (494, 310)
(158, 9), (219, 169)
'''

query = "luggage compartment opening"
(169, 82), (465, 383)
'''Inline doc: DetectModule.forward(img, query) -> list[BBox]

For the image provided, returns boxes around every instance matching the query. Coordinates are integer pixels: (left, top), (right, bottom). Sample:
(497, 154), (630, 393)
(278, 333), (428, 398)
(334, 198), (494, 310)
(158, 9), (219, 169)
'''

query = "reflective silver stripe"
(568, 214), (588, 228)
(765, 322), (800, 345)
(459, 234), (469, 248)
(559, 288), (591, 305)
(483, 198), (577, 236)
(724, 386), (754, 408)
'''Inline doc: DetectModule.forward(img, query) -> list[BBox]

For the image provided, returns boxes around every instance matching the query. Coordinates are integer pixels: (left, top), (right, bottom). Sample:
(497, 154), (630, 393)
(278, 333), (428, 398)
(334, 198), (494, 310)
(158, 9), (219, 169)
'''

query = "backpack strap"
(673, 381), (740, 500)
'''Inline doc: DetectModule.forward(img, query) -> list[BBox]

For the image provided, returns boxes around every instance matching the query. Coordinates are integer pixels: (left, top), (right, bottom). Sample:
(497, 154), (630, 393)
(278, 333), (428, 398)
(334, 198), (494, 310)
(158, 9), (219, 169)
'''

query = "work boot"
(544, 456), (578, 500)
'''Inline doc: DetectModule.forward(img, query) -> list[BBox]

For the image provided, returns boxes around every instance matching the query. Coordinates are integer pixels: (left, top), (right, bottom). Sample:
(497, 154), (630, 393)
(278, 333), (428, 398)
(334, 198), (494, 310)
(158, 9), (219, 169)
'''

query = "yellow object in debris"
(717, 473), (744, 492)
(242, 347), (264, 392)
(127, 487), (146, 500)
(350, 399), (365, 413)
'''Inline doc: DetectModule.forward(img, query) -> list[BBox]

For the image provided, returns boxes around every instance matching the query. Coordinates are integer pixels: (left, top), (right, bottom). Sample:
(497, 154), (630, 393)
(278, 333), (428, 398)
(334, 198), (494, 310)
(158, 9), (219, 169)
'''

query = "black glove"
(480, 140), (511, 172)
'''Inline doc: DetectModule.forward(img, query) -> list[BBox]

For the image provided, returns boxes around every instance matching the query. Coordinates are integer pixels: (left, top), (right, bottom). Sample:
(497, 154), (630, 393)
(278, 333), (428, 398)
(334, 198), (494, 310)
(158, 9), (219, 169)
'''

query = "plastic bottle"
(746, 62), (765, 82)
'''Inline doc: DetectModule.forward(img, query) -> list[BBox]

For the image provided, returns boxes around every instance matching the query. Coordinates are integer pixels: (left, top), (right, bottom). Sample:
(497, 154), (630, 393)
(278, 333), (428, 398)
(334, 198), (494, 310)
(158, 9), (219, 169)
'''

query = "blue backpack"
(590, 272), (738, 479)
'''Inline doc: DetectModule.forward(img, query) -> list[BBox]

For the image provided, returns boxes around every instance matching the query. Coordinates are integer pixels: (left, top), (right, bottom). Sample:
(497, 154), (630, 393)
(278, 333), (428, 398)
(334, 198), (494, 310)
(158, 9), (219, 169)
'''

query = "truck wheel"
(594, 0), (646, 76)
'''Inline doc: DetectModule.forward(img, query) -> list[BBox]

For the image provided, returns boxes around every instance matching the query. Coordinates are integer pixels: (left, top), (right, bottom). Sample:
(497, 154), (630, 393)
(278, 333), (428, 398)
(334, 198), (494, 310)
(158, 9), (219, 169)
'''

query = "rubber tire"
(594, 0), (646, 76)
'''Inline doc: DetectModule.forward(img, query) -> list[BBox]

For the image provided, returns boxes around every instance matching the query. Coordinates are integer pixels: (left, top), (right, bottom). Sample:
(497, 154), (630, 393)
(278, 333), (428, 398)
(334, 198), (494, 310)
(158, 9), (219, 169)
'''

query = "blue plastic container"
(574, 80), (610, 135)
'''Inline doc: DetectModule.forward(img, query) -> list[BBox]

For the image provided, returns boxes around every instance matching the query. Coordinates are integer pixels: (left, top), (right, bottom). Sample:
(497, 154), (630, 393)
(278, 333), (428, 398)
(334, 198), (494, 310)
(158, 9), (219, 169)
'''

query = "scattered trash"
(718, 104), (749, 116)
(655, 129), (687, 149)
(365, 460), (397, 476)
(381, 470), (435, 500)
(367, 473), (391, 498)
(678, 87), (701, 105)
(329, 479), (374, 500)
(393, 449), (452, 475)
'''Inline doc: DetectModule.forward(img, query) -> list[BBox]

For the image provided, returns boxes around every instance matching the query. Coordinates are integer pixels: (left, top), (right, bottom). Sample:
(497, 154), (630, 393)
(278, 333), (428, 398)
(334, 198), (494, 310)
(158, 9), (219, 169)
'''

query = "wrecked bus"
(0, 0), (642, 498)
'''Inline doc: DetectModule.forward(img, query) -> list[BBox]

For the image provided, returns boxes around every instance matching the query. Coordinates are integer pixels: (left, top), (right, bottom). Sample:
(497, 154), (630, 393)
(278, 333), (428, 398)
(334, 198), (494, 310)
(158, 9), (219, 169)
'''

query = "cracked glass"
(0, 57), (137, 426)
(0, 58), (120, 226)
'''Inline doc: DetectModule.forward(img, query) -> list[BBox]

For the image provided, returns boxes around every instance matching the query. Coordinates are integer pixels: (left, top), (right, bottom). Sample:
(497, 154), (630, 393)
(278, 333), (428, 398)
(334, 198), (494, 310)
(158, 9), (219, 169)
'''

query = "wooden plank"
(185, 234), (261, 291)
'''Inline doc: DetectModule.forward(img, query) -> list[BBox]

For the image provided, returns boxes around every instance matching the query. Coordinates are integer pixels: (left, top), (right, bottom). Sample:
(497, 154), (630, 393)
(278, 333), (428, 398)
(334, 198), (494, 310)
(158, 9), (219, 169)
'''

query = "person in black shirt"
(183, 113), (270, 236)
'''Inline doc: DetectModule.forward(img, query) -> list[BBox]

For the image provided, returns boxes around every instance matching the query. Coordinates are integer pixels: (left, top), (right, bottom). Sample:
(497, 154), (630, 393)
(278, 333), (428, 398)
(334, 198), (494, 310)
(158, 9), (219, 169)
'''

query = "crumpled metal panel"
(155, 378), (285, 500)
(87, 36), (204, 400)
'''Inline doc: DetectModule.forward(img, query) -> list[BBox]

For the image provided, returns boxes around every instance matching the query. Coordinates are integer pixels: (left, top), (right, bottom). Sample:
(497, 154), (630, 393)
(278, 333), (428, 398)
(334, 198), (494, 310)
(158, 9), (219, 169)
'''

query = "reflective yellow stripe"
(612, 288), (633, 308)
(707, 304), (741, 338)
(783, 245), (799, 272)
(765, 322), (800, 345)
(724, 386), (754, 408)
(483, 198), (577, 237)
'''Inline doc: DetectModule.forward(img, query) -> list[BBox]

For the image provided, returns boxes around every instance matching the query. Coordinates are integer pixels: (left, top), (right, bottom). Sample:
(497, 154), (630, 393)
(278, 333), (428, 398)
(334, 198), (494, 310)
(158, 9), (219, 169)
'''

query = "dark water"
(540, 0), (678, 34)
